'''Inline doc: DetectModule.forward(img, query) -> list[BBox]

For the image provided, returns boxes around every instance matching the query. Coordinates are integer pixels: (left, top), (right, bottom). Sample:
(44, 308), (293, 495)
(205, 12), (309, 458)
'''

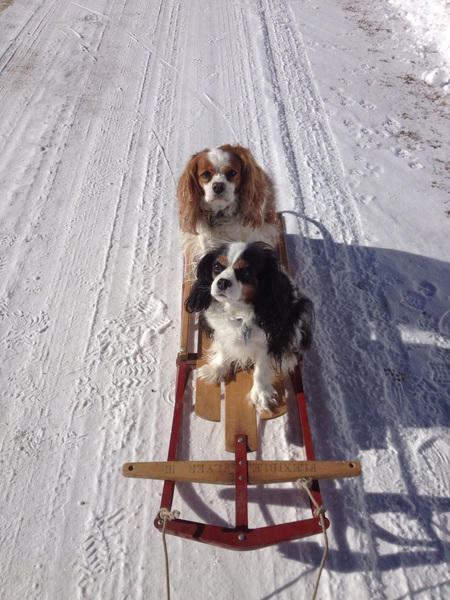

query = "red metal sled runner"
(122, 217), (361, 551)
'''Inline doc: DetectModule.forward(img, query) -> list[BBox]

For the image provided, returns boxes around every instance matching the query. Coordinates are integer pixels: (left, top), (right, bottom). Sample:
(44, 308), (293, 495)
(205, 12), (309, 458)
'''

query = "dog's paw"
(198, 363), (228, 384)
(248, 384), (278, 415)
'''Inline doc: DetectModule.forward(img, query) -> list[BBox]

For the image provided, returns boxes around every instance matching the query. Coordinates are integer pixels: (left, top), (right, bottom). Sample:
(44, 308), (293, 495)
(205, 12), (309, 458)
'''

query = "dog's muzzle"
(212, 182), (226, 195)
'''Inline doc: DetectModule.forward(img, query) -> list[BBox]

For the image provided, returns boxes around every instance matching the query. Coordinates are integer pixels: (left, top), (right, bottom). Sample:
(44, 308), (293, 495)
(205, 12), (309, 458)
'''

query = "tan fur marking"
(233, 259), (249, 270)
(241, 283), (258, 304)
(212, 255), (229, 280)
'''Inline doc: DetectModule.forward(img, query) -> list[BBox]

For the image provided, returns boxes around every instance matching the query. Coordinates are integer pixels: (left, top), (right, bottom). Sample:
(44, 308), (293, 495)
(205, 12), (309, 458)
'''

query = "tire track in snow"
(255, 0), (361, 241)
(0, 0), (115, 580)
(0, 2), (113, 298)
(252, 0), (366, 446)
(64, 3), (184, 597)
(0, 1), (177, 597)
(240, 1), (387, 593)
(0, 0), (66, 79)
(247, 2), (449, 593)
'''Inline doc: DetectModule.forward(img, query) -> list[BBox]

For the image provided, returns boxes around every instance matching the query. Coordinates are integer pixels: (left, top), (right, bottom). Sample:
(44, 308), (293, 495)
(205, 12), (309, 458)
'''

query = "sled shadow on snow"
(277, 215), (450, 576)
(173, 213), (450, 578)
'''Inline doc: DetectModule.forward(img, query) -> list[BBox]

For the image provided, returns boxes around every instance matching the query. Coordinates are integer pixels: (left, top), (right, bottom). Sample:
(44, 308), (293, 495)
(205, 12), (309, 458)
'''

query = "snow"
(0, 0), (449, 599)
(388, 0), (450, 92)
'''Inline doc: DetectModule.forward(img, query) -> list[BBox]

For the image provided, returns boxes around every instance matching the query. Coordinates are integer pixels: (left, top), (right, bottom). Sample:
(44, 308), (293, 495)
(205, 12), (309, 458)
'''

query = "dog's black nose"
(217, 278), (232, 291)
(212, 182), (226, 195)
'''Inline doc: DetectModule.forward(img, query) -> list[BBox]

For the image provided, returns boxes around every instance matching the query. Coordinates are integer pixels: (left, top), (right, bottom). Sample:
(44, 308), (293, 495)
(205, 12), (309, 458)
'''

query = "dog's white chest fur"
(200, 300), (290, 414)
(206, 302), (265, 362)
(184, 220), (279, 261)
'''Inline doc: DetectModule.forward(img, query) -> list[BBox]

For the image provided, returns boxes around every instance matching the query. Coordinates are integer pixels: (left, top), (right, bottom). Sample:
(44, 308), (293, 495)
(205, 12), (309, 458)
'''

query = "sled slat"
(179, 254), (195, 362)
(195, 330), (221, 421)
(277, 218), (289, 271)
(123, 460), (362, 484)
(179, 280), (192, 362)
(225, 371), (257, 452)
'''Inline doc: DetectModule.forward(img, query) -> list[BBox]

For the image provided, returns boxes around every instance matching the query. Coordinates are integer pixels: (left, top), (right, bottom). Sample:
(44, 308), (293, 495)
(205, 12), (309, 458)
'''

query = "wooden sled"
(122, 216), (361, 551)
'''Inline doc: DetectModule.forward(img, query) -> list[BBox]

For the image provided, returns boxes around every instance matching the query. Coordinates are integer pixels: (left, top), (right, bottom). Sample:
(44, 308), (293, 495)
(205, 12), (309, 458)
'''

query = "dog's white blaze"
(227, 241), (247, 264)
(207, 148), (231, 178)
(202, 148), (236, 205)
(210, 242), (247, 302)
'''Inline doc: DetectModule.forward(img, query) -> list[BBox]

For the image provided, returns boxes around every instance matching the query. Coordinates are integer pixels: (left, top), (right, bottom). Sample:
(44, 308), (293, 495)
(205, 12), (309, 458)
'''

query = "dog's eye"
(236, 267), (254, 282)
(226, 169), (237, 179)
(212, 261), (225, 274)
(200, 171), (212, 181)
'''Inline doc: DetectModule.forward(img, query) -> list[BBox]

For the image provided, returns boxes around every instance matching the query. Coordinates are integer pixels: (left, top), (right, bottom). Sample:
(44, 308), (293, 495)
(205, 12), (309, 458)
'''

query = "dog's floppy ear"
(232, 145), (271, 229)
(253, 253), (294, 326)
(185, 251), (216, 313)
(294, 296), (314, 351)
(177, 151), (204, 235)
(251, 244), (314, 359)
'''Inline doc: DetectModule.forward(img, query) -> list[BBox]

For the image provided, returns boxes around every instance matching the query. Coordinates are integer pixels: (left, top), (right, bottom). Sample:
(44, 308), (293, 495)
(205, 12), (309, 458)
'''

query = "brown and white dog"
(177, 144), (280, 261)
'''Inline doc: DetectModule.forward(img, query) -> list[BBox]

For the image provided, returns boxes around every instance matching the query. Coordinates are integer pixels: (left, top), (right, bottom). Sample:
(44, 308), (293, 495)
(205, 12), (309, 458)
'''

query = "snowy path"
(1, 1), (449, 599)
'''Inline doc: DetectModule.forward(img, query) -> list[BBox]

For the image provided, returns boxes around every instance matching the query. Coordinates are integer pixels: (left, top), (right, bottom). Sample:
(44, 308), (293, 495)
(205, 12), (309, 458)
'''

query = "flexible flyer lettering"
(251, 462), (317, 474)
(188, 463), (234, 474)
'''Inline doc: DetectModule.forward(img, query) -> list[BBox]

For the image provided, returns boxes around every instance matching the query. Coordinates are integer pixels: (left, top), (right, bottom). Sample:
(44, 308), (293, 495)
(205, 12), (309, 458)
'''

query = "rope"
(157, 486), (326, 600)
(158, 508), (180, 600)
(295, 478), (329, 600)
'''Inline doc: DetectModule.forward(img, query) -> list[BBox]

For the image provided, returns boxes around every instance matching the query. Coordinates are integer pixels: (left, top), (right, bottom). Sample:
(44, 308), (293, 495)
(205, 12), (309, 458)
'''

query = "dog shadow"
(171, 214), (450, 575)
